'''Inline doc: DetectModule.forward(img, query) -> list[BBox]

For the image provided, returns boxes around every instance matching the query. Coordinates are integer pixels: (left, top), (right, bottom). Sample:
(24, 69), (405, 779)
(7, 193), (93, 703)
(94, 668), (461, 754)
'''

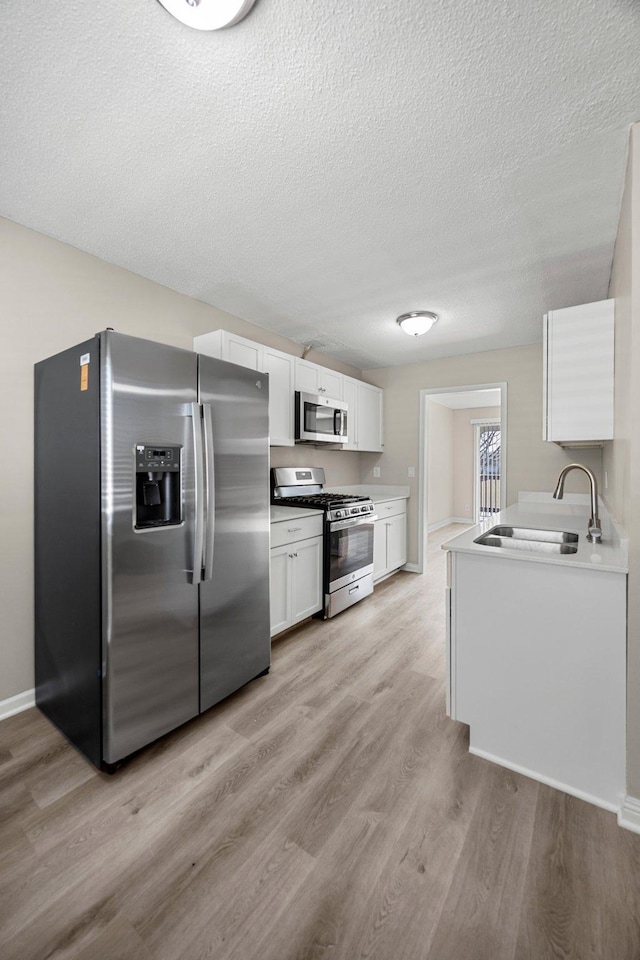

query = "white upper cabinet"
(194, 330), (294, 447)
(543, 299), (614, 444)
(194, 330), (384, 452)
(262, 346), (295, 447)
(195, 330), (261, 370)
(357, 381), (384, 452)
(341, 377), (359, 451)
(294, 358), (343, 399)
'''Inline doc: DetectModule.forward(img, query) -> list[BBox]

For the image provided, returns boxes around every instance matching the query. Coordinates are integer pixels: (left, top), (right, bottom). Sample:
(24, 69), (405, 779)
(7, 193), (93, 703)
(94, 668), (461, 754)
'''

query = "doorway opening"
(417, 382), (507, 574)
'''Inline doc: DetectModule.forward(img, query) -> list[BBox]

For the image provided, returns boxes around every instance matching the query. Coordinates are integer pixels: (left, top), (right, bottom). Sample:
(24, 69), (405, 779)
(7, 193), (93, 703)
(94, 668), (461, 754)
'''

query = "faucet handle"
(587, 522), (603, 543)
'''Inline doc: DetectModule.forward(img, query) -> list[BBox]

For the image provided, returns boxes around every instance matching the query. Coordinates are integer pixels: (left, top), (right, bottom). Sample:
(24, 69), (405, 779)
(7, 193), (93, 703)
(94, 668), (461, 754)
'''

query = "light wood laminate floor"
(2, 523), (640, 959)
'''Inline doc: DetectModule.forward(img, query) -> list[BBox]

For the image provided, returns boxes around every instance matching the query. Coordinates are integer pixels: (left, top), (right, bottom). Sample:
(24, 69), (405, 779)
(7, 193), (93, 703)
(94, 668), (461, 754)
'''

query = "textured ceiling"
(1, 1), (639, 369)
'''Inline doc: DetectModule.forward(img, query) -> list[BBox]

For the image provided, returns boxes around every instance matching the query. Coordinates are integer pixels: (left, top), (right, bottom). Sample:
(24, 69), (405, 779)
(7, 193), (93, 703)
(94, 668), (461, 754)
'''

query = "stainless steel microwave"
(294, 391), (348, 444)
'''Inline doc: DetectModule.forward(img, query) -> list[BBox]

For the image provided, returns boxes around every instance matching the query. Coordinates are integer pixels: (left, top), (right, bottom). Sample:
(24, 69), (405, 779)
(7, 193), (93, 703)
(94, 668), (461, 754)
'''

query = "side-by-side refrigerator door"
(102, 332), (200, 764)
(198, 354), (271, 713)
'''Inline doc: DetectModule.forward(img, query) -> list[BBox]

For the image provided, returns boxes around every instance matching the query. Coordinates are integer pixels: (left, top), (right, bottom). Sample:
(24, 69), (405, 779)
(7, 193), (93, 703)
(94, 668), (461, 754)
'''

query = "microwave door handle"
(333, 409), (340, 436)
(190, 402), (205, 585)
(202, 403), (215, 581)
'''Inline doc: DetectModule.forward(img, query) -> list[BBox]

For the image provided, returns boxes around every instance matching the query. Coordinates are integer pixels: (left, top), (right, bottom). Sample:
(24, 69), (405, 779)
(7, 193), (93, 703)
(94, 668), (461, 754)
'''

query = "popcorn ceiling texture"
(1, 0), (639, 368)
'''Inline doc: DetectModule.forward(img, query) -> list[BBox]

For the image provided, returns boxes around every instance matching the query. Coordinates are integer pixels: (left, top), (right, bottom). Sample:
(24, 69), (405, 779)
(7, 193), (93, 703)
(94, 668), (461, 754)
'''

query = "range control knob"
(335, 510), (343, 518)
(360, 505), (368, 512)
(351, 507), (359, 515)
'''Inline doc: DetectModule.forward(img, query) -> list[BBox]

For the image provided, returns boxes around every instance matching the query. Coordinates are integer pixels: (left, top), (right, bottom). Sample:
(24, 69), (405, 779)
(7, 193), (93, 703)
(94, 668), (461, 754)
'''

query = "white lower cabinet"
(373, 500), (407, 581)
(270, 512), (324, 636)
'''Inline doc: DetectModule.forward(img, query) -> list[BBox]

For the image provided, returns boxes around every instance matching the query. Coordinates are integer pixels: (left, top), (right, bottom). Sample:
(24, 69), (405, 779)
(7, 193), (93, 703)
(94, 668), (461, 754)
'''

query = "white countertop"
(442, 500), (628, 574)
(270, 505), (321, 523)
(325, 484), (410, 503)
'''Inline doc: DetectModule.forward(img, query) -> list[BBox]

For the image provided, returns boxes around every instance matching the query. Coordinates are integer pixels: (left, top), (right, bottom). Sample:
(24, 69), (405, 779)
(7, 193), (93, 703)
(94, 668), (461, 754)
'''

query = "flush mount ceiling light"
(396, 311), (438, 337)
(156, 0), (257, 30)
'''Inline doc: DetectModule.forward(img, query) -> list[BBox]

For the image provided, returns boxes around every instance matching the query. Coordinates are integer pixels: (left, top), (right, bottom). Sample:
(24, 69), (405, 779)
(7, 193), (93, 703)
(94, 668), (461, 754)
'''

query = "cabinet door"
(295, 358), (343, 399)
(544, 299), (614, 442)
(291, 537), (323, 622)
(373, 519), (388, 581)
(193, 330), (262, 371)
(224, 333), (262, 371)
(358, 382), (384, 452)
(193, 330), (224, 360)
(386, 514), (407, 572)
(270, 544), (291, 636)
(318, 368), (343, 399)
(341, 377), (359, 450)
(264, 347), (294, 447)
(295, 358), (321, 394)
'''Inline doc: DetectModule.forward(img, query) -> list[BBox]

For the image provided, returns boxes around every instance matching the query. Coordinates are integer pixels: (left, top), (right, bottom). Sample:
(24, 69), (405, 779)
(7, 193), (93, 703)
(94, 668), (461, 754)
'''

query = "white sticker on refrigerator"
(80, 353), (90, 365)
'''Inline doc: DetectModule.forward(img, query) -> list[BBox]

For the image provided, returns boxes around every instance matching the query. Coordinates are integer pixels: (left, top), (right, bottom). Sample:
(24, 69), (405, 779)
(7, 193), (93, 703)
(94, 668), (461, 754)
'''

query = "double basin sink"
(474, 525), (579, 555)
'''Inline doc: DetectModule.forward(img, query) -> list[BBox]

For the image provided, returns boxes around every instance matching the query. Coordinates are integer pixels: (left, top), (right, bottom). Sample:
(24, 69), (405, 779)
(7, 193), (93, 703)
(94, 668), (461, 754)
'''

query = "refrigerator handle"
(191, 402), (205, 585)
(202, 403), (215, 582)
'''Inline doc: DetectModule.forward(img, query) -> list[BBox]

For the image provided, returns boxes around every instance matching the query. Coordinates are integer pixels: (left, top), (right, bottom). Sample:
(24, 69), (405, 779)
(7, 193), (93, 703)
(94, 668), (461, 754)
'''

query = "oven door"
(327, 516), (376, 592)
(295, 392), (348, 444)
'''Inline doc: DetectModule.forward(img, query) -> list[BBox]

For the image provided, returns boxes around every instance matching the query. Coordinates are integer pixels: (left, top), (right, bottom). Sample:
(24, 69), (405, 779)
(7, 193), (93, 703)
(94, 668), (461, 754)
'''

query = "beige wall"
(452, 407), (501, 521)
(0, 217), (362, 701)
(602, 122), (640, 799)
(426, 401), (454, 525)
(362, 344), (603, 567)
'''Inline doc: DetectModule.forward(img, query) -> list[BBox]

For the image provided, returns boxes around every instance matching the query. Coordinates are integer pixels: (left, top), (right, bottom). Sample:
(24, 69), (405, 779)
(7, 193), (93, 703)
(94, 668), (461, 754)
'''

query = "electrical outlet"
(408, 465), (415, 478)
(373, 466), (381, 478)
(465, 504), (470, 512)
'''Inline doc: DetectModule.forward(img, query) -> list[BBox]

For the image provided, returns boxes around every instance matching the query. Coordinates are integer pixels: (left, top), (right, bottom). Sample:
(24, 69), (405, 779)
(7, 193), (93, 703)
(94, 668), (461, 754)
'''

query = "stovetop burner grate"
(275, 493), (370, 509)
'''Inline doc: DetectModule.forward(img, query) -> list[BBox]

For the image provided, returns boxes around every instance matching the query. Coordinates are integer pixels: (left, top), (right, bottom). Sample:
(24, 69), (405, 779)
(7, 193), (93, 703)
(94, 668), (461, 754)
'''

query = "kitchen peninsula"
(443, 495), (627, 814)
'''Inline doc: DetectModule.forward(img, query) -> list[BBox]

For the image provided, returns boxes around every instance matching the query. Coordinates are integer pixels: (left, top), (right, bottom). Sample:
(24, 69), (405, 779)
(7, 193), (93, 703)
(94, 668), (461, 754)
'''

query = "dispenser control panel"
(135, 445), (181, 472)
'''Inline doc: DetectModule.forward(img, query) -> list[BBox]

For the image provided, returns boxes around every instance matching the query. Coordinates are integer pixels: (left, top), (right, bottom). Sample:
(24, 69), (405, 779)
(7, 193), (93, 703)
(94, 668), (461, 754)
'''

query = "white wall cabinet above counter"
(194, 329), (383, 451)
(543, 299), (614, 445)
(294, 358), (343, 399)
(195, 330), (295, 447)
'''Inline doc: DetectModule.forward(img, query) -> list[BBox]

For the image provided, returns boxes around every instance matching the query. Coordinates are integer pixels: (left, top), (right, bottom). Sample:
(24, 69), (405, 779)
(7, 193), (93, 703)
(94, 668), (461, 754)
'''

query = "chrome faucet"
(552, 463), (602, 543)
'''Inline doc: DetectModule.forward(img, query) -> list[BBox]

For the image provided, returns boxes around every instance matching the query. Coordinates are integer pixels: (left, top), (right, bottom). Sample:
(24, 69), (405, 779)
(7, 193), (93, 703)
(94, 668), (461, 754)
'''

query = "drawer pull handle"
(287, 526), (303, 533)
(349, 585), (360, 594)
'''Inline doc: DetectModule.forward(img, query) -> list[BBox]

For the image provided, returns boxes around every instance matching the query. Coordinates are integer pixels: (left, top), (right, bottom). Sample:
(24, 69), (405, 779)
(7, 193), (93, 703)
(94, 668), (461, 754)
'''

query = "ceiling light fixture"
(396, 311), (438, 337)
(156, 0), (257, 30)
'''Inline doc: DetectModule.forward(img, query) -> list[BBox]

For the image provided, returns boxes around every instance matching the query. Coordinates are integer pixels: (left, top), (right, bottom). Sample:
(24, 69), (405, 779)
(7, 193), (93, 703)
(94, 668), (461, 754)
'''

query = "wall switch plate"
(408, 466), (415, 478)
(373, 466), (381, 478)
(465, 504), (470, 512)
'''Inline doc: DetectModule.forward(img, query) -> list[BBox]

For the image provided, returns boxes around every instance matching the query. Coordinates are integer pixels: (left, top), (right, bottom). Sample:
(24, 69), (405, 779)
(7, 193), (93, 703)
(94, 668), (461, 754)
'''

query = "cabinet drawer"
(375, 499), (406, 520)
(270, 513), (323, 548)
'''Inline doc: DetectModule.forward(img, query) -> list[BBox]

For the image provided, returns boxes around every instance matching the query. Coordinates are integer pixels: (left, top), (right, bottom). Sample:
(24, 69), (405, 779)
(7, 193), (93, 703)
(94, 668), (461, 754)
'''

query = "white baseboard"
(469, 745), (620, 815)
(618, 795), (640, 834)
(402, 562), (420, 574)
(427, 517), (472, 533)
(0, 688), (36, 722)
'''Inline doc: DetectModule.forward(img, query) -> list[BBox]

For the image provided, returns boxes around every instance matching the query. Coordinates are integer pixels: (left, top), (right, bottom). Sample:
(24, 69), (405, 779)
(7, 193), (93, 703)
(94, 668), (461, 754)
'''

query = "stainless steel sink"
(481, 525), (578, 544)
(474, 525), (579, 555)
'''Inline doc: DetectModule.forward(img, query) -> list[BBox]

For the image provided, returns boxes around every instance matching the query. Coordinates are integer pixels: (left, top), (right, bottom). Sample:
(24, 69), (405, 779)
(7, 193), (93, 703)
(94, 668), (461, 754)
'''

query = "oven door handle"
(330, 515), (378, 531)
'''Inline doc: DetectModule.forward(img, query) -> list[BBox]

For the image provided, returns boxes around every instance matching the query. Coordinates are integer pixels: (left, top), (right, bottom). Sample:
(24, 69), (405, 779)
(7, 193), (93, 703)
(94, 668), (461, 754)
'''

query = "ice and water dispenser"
(135, 444), (182, 529)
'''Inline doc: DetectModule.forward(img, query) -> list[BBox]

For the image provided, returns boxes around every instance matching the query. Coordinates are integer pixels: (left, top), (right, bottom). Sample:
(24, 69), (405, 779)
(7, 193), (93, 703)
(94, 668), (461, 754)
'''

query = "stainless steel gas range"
(271, 467), (377, 618)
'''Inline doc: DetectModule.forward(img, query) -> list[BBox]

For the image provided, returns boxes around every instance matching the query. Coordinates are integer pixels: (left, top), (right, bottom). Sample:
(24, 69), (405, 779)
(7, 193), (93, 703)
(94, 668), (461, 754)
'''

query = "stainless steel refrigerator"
(34, 330), (270, 769)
